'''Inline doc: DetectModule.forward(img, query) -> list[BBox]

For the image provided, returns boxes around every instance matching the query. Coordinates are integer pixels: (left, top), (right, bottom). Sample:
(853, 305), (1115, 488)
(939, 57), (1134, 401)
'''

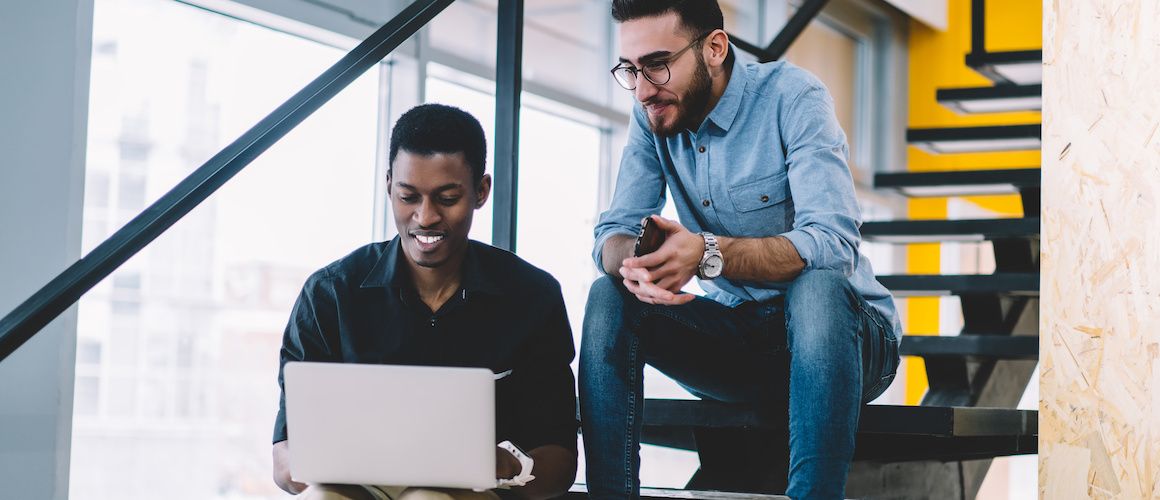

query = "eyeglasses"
(610, 32), (712, 91)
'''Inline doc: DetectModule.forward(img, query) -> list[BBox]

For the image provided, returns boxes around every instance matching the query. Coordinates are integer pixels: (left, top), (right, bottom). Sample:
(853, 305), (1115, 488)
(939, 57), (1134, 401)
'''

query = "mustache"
(642, 97), (676, 107)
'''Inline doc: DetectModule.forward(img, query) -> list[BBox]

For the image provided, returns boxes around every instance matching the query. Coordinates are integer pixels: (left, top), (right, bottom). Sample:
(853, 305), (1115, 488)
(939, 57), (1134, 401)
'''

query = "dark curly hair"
(611, 0), (724, 37)
(388, 103), (487, 185)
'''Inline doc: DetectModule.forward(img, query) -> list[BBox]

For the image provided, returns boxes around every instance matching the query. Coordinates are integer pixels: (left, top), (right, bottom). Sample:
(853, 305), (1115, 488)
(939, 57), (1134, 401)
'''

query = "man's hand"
(273, 440), (308, 495)
(497, 446), (521, 479)
(620, 216), (702, 306)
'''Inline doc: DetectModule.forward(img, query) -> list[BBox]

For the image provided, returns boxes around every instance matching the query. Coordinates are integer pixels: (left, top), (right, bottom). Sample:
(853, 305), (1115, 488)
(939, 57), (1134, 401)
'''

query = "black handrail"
(732, 0), (831, 63)
(0, 0), (455, 363)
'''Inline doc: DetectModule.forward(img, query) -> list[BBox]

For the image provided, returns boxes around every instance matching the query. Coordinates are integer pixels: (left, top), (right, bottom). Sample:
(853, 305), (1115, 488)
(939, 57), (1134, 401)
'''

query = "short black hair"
(388, 103), (487, 185)
(611, 0), (724, 37)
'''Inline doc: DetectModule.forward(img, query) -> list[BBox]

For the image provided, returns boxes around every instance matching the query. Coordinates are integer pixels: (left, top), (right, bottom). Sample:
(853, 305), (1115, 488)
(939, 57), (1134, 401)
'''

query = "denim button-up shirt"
(594, 54), (902, 337)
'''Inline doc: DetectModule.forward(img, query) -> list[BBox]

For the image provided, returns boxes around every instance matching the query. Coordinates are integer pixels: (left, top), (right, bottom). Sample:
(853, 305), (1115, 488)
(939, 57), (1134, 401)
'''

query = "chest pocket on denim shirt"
(727, 172), (792, 236)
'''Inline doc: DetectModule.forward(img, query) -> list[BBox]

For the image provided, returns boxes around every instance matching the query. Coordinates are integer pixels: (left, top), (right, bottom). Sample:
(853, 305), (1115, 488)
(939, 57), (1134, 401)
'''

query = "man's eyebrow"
(619, 50), (673, 66)
(396, 182), (462, 192)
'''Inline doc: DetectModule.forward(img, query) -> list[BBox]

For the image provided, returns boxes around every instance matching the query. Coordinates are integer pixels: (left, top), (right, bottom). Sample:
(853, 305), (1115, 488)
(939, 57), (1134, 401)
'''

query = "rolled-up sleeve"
(778, 84), (863, 276)
(272, 271), (339, 444)
(592, 105), (667, 271)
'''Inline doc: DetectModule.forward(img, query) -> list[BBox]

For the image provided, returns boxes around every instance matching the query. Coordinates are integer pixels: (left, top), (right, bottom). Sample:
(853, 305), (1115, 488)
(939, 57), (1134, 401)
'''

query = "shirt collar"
(360, 236), (502, 296)
(704, 46), (748, 134)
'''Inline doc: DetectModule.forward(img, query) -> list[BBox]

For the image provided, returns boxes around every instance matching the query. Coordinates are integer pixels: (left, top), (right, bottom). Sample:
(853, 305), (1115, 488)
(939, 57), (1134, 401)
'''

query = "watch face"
(703, 254), (724, 278)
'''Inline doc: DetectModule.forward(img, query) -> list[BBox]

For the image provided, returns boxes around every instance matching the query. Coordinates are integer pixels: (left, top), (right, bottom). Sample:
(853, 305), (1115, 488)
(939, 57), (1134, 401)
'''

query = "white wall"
(882, 0), (946, 30)
(0, 2), (95, 499)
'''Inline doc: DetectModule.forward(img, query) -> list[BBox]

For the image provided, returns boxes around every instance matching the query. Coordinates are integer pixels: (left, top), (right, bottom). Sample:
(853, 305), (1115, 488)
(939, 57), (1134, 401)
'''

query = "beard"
(646, 54), (713, 138)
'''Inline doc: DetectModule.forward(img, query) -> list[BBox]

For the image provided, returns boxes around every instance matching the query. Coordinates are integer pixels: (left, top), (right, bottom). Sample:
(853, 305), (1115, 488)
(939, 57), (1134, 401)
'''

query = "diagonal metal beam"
(764, 0), (830, 61)
(0, 0), (455, 363)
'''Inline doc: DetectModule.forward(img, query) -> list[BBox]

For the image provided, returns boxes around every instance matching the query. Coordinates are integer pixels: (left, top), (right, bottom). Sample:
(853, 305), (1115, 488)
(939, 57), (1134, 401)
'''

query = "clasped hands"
(620, 215), (704, 306)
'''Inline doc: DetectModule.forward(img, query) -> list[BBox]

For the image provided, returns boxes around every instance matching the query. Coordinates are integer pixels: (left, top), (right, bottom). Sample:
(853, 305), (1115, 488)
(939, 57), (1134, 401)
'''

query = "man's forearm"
(718, 235), (806, 283)
(510, 445), (577, 500)
(600, 234), (637, 278)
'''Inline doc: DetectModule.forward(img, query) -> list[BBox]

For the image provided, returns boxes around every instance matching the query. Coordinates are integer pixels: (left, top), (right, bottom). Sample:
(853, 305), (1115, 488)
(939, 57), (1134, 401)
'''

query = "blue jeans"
(579, 270), (899, 500)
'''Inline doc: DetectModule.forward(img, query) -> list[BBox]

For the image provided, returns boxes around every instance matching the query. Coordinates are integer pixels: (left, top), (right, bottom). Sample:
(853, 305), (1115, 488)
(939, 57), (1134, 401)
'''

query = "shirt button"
(702, 199), (711, 207)
(698, 146), (706, 153)
(761, 195), (770, 203)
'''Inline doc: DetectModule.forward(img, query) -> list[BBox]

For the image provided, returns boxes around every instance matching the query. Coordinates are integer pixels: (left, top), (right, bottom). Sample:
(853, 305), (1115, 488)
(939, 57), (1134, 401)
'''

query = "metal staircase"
(633, 1), (1042, 498)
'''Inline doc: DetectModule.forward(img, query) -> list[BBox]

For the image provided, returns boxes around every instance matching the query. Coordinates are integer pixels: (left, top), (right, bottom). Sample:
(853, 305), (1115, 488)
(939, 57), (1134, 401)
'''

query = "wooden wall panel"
(1041, 1), (1160, 497)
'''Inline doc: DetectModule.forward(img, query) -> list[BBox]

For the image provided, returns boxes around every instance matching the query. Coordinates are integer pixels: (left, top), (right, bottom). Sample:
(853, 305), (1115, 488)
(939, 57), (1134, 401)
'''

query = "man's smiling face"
(618, 11), (713, 137)
(388, 150), (490, 269)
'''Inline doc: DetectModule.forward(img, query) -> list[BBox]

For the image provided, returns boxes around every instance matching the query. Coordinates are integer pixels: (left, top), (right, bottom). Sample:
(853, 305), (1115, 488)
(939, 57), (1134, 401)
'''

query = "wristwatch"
(497, 440), (535, 488)
(697, 232), (724, 280)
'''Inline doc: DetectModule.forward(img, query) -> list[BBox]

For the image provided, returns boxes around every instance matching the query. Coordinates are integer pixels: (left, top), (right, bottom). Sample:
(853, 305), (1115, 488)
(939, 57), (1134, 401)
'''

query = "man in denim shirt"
(580, 1), (902, 498)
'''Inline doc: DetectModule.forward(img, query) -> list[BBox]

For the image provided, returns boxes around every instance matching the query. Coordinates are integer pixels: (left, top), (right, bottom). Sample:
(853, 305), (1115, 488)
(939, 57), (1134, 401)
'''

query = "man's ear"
(704, 29), (730, 69)
(385, 173), (392, 196)
(475, 173), (492, 209)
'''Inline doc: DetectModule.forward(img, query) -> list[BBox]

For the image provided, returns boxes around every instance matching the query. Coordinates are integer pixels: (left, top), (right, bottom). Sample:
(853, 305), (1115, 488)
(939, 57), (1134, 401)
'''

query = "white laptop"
(284, 362), (496, 489)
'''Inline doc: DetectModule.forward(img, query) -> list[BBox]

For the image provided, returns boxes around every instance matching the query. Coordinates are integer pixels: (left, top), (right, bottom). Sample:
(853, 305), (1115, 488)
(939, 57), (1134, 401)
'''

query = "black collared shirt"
(273, 237), (578, 453)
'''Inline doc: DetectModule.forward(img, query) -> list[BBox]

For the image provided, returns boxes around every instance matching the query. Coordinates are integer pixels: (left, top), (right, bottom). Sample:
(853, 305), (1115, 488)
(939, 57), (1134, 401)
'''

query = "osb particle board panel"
(1041, 0), (1160, 498)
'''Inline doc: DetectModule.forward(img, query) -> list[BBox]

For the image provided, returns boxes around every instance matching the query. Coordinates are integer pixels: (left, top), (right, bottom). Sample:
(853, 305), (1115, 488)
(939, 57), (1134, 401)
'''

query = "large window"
(424, 67), (604, 349)
(74, 1), (379, 498)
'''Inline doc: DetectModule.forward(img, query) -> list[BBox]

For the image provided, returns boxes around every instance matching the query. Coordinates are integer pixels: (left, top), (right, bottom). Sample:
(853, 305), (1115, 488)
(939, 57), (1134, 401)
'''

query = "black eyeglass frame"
(610, 31), (714, 91)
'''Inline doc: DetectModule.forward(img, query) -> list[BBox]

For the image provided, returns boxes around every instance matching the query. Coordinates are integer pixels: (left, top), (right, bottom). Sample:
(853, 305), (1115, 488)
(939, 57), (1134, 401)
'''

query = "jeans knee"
(586, 275), (624, 312)
(581, 275), (631, 362)
(786, 270), (859, 353)
(787, 270), (849, 304)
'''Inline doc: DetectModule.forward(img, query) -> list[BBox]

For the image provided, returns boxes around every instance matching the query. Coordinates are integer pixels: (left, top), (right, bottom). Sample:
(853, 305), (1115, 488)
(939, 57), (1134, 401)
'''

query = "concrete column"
(0, 2), (94, 498)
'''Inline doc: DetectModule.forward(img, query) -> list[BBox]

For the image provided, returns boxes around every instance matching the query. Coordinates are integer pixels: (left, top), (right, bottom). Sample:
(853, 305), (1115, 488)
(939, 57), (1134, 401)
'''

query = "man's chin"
(412, 257), (447, 269)
(648, 117), (682, 137)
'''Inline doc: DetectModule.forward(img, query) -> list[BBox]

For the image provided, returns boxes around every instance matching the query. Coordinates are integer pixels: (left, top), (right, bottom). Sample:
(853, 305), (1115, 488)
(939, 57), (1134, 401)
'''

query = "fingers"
(624, 250), (666, 270)
(654, 275), (685, 293)
(650, 215), (683, 233)
(619, 266), (652, 283)
(623, 278), (695, 306)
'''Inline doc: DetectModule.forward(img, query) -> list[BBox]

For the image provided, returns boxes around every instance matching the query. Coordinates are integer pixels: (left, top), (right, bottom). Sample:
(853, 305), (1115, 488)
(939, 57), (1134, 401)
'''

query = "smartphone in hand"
(633, 216), (666, 257)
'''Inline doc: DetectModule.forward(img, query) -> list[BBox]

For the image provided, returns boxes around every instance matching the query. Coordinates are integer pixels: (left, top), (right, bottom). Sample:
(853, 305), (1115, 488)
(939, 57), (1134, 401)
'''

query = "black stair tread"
(966, 49), (1043, 85)
(907, 124), (1041, 154)
(565, 485), (788, 499)
(900, 335), (1038, 359)
(641, 399), (1037, 438)
(861, 217), (1039, 243)
(876, 273), (1039, 296)
(639, 401), (1038, 462)
(873, 168), (1040, 197)
(907, 124), (1041, 142)
(937, 84), (1042, 114)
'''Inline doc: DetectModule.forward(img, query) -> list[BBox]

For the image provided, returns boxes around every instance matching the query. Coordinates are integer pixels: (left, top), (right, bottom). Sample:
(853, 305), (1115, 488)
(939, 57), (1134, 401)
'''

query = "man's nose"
(415, 199), (441, 227)
(634, 76), (660, 103)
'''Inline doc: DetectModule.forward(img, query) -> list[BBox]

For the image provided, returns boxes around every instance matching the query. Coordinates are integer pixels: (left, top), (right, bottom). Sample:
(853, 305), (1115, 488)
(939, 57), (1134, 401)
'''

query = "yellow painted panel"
(903, 199), (946, 405)
(984, 0), (1042, 52)
(903, 0), (1040, 405)
(963, 194), (1024, 216)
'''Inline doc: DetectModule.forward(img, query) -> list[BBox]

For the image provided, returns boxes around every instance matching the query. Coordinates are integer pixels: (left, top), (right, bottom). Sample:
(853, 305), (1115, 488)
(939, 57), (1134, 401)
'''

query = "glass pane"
(429, 0), (609, 98)
(72, 0), (379, 498)
(514, 107), (601, 350)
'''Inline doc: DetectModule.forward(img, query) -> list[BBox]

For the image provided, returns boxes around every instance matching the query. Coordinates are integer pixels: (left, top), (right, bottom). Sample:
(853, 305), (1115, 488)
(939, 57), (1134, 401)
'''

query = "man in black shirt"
(272, 104), (578, 500)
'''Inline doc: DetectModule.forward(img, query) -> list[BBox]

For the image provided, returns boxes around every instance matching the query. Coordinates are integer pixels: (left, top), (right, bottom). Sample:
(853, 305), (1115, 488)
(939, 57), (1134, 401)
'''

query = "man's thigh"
(395, 487), (501, 500)
(633, 295), (790, 405)
(301, 485), (500, 500)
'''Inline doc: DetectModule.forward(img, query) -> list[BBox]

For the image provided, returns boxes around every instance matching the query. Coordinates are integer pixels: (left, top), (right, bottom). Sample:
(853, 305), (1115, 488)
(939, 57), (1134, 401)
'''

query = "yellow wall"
(903, 0), (1041, 405)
